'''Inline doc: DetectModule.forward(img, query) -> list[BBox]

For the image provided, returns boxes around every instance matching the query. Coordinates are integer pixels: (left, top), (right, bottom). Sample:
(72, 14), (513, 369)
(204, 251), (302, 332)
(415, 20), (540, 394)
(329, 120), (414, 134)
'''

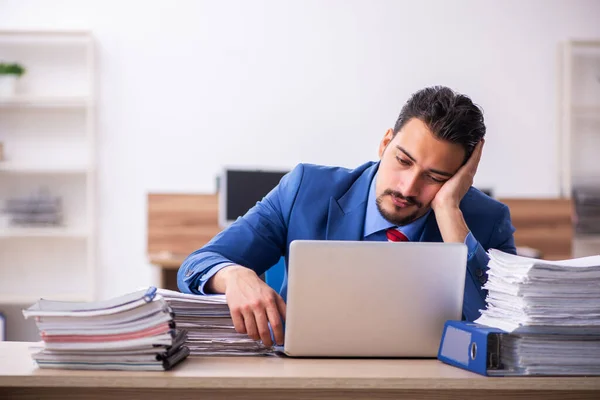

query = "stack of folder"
(22, 287), (190, 371)
(157, 289), (274, 356)
(438, 250), (600, 376)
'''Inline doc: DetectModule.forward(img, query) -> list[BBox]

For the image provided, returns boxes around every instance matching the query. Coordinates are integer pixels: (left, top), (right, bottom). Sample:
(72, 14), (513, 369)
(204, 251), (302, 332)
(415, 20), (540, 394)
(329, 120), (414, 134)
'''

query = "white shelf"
(0, 226), (88, 238)
(0, 96), (90, 109)
(0, 29), (92, 37)
(0, 29), (96, 341)
(558, 39), (600, 197)
(0, 162), (88, 174)
(0, 293), (92, 305)
(0, 30), (92, 46)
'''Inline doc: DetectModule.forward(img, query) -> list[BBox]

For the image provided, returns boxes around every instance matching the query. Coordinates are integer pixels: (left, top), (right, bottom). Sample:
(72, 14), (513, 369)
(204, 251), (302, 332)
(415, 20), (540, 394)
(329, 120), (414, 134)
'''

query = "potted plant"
(0, 62), (26, 97)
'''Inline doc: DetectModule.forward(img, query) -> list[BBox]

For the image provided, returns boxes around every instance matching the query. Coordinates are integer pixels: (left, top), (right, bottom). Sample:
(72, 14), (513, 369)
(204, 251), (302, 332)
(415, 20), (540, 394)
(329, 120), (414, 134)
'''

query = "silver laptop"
(283, 240), (467, 357)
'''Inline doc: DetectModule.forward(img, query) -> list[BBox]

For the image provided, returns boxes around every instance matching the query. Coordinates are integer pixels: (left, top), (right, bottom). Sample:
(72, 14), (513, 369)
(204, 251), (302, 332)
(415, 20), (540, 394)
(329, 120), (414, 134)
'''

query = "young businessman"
(177, 86), (517, 347)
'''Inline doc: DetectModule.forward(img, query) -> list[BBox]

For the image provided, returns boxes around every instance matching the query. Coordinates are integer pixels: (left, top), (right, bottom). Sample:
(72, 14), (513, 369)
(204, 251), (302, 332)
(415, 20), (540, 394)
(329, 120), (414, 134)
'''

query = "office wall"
(1, 0), (599, 300)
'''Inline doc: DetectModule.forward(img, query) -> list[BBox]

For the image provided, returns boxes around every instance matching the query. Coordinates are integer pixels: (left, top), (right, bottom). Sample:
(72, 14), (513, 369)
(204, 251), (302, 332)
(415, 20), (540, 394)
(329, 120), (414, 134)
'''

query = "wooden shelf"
(0, 96), (90, 109)
(0, 226), (88, 239)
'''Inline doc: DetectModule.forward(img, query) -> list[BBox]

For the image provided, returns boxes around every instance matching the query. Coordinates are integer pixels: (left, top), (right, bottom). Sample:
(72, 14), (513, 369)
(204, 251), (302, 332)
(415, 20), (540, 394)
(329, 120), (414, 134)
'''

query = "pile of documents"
(22, 287), (190, 371)
(157, 289), (274, 356)
(474, 249), (600, 375)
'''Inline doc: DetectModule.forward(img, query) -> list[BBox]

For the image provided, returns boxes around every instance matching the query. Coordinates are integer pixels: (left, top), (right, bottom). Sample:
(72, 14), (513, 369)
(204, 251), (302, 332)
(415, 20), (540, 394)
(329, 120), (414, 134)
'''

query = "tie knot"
(386, 228), (409, 242)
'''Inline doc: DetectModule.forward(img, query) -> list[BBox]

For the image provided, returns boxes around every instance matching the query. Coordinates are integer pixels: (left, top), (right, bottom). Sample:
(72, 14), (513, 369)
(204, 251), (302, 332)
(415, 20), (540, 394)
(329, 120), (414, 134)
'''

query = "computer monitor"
(478, 188), (494, 197)
(218, 167), (289, 228)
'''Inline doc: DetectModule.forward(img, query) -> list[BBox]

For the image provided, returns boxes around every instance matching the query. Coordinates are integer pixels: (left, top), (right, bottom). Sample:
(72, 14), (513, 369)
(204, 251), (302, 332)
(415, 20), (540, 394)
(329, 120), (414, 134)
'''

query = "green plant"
(0, 63), (26, 77)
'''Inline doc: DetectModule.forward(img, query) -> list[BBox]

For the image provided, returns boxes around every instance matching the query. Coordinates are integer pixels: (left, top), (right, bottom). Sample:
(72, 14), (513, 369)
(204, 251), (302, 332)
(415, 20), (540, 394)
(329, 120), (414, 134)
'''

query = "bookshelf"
(558, 39), (600, 258)
(0, 30), (96, 339)
(558, 40), (600, 195)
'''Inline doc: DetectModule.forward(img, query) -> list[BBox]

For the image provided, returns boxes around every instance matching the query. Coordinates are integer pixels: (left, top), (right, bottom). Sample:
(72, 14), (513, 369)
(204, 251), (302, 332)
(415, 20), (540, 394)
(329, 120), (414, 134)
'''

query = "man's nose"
(400, 172), (420, 198)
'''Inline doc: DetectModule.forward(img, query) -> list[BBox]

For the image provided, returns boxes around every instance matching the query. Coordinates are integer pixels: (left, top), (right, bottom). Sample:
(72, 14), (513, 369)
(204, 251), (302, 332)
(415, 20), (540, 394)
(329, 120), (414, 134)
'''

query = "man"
(178, 86), (516, 348)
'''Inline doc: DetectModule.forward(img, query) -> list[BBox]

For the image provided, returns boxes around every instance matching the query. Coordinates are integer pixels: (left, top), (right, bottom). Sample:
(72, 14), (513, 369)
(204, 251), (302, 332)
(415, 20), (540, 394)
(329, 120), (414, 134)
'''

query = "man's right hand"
(207, 265), (286, 347)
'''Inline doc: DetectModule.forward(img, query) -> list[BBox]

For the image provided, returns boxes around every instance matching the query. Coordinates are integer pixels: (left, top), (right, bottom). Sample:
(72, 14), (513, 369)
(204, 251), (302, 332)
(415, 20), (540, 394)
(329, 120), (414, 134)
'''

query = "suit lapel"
(418, 211), (443, 243)
(325, 163), (378, 241)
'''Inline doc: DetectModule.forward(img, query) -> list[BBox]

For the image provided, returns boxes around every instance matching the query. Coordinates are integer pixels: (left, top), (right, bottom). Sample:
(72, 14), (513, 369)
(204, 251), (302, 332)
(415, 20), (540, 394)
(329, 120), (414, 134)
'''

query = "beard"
(375, 189), (423, 226)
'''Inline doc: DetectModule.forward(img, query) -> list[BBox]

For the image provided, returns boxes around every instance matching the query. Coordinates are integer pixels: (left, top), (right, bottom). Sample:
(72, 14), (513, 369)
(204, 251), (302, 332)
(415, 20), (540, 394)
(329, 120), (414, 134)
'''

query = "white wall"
(1, 0), (599, 300)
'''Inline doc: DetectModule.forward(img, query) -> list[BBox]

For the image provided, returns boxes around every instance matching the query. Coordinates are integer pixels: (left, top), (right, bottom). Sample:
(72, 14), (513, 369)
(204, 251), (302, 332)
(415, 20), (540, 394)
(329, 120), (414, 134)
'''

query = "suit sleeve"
(177, 164), (305, 294)
(462, 204), (516, 321)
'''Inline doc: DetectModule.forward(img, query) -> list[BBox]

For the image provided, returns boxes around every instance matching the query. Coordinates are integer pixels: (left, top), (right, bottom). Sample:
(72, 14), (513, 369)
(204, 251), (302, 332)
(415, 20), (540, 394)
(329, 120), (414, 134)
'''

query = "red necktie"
(386, 228), (409, 242)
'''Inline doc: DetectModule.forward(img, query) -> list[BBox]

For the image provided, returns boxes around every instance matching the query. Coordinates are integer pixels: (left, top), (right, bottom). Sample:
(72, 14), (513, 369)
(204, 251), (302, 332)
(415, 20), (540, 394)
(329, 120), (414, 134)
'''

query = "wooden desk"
(148, 252), (186, 290)
(500, 198), (573, 260)
(2, 342), (600, 400)
(147, 193), (222, 290)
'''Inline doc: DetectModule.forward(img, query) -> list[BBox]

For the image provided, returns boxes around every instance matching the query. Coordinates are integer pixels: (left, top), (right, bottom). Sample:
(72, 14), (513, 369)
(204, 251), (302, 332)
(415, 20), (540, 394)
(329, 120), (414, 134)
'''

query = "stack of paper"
(475, 249), (600, 375)
(476, 249), (600, 332)
(22, 287), (190, 371)
(157, 289), (274, 356)
(498, 333), (600, 375)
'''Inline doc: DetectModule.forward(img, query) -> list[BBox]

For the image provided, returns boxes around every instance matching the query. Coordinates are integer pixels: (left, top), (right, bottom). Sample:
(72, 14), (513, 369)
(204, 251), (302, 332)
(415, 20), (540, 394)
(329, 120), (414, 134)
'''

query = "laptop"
(283, 240), (468, 357)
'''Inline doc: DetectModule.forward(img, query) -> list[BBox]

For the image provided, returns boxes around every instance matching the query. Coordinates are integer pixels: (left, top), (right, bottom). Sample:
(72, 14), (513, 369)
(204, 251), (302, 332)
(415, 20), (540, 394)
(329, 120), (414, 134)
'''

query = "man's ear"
(378, 129), (395, 159)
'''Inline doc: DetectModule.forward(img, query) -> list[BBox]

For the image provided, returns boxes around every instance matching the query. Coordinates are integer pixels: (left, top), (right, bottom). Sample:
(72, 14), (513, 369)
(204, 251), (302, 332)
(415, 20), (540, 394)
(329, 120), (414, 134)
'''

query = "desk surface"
(2, 341), (600, 393)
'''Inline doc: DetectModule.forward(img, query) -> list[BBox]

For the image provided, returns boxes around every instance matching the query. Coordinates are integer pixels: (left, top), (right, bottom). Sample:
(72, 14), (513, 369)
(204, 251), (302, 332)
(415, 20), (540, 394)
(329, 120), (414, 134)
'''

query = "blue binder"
(437, 320), (507, 376)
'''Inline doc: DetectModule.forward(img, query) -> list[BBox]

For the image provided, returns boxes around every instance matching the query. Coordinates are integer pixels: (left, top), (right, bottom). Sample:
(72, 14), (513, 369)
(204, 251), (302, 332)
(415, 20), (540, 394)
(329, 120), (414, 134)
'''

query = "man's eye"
(396, 156), (411, 166)
(429, 175), (446, 183)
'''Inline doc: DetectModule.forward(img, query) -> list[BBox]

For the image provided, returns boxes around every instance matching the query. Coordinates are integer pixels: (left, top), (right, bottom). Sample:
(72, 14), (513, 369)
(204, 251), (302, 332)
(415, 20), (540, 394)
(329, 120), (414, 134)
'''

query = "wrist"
(208, 264), (247, 293)
(432, 194), (460, 211)
(433, 206), (469, 243)
(433, 202), (461, 215)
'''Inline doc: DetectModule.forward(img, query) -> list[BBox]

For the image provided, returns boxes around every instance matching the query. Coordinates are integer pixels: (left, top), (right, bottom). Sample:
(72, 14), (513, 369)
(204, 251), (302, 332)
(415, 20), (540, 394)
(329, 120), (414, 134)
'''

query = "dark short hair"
(393, 86), (485, 161)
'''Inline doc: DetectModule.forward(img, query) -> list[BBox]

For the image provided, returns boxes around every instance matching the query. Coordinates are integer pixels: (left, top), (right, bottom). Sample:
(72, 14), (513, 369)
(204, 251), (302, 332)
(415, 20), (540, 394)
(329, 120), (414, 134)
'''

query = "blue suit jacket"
(178, 161), (516, 321)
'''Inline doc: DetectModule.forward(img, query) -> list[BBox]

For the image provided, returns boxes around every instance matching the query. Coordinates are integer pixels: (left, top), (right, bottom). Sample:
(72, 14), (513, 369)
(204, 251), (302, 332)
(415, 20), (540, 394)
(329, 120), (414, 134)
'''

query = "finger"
(241, 307), (260, 341)
(230, 308), (246, 334)
(275, 295), (287, 322)
(474, 140), (484, 169)
(471, 140), (484, 161)
(266, 303), (284, 345)
(254, 308), (274, 347)
(466, 140), (484, 172)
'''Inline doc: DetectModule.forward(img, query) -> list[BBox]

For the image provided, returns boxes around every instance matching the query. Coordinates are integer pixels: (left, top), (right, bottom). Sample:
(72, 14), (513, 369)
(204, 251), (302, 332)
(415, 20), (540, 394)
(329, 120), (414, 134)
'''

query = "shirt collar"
(363, 172), (431, 241)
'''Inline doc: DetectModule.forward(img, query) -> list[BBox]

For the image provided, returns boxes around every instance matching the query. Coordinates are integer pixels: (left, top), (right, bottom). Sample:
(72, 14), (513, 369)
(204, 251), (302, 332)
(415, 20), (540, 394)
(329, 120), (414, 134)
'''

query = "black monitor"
(477, 188), (494, 197)
(218, 168), (289, 228)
